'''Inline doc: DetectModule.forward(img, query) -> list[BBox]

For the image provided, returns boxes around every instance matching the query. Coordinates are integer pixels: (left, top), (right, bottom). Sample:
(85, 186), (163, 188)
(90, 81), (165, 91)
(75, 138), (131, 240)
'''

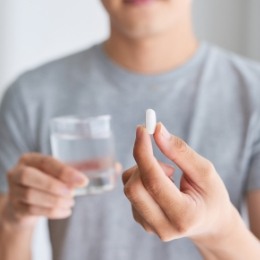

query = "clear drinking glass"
(50, 115), (116, 196)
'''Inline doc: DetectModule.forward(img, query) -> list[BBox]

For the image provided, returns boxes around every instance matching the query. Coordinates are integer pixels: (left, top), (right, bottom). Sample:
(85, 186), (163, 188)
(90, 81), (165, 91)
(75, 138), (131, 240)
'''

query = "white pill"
(146, 109), (157, 135)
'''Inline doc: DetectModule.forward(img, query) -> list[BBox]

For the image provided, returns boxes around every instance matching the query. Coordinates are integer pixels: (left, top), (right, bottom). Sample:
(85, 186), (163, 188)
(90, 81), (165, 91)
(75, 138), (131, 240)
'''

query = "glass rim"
(50, 114), (111, 125)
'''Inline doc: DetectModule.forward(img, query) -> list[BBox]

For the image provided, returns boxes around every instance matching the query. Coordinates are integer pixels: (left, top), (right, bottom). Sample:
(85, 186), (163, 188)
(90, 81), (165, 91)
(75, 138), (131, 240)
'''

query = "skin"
(0, 0), (260, 259)
(0, 153), (88, 260)
(123, 124), (260, 258)
(102, 0), (198, 74)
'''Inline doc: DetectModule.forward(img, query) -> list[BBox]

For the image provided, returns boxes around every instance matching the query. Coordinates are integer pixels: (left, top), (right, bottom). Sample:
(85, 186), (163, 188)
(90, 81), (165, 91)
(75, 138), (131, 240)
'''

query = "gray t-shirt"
(0, 42), (260, 260)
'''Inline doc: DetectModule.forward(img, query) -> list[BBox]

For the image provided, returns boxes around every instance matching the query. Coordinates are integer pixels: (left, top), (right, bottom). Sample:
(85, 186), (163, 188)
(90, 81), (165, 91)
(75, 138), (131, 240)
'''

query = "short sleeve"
(246, 114), (260, 192)
(0, 77), (34, 193)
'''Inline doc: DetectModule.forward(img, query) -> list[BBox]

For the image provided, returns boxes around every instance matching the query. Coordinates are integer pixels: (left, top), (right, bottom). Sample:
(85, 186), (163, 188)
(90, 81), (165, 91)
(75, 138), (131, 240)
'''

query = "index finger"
(133, 126), (185, 214)
(10, 165), (72, 196)
(19, 153), (87, 187)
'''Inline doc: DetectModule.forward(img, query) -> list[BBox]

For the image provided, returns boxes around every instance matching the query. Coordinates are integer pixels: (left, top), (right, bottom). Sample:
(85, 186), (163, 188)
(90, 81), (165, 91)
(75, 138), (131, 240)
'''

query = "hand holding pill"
(123, 114), (238, 246)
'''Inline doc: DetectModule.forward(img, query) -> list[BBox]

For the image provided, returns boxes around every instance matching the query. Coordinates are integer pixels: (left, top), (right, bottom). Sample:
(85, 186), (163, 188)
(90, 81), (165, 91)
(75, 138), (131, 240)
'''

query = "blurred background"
(0, 0), (260, 259)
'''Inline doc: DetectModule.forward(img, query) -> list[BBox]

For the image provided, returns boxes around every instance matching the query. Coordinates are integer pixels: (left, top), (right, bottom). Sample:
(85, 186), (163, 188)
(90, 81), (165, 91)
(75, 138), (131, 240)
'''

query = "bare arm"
(0, 194), (33, 260)
(194, 191), (260, 259)
(123, 123), (260, 259)
(193, 208), (260, 260)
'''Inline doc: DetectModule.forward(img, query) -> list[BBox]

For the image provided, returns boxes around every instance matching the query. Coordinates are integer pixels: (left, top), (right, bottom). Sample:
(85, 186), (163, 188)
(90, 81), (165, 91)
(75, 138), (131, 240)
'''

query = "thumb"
(153, 123), (215, 186)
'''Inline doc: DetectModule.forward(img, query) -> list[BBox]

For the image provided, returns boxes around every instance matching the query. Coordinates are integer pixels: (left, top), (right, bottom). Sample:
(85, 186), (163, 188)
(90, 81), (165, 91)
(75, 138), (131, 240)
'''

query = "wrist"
(192, 206), (241, 251)
(0, 197), (34, 260)
(1, 198), (37, 232)
(0, 219), (33, 260)
(191, 207), (260, 259)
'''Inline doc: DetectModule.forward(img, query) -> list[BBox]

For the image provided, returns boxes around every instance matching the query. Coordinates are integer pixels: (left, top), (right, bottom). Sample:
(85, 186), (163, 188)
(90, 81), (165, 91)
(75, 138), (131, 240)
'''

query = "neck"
(104, 19), (198, 74)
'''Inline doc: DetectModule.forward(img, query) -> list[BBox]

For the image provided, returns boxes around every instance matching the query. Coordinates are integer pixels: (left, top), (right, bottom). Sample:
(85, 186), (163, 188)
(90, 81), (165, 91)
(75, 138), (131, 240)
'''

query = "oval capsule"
(146, 109), (156, 135)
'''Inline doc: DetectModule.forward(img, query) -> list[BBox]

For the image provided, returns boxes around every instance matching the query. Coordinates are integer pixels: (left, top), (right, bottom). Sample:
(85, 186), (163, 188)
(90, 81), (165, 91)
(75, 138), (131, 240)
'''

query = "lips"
(124, 0), (155, 5)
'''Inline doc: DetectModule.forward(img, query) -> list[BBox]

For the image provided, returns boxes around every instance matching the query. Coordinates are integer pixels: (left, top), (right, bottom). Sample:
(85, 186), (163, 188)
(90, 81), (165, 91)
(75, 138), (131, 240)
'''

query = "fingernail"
(71, 169), (88, 186)
(61, 187), (72, 195)
(72, 172), (88, 186)
(159, 123), (171, 140)
(61, 209), (72, 218)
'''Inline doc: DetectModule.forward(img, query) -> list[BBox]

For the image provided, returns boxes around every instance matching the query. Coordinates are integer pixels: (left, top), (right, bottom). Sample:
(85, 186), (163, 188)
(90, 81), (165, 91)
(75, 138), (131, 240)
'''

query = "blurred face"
(101, 0), (192, 39)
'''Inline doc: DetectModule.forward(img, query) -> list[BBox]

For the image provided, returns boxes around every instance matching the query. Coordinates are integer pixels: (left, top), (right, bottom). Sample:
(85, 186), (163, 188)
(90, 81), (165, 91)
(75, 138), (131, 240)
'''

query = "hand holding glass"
(50, 115), (116, 196)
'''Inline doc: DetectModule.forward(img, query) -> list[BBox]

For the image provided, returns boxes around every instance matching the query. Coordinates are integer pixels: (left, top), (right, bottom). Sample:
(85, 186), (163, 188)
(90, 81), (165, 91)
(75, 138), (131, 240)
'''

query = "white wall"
(193, 0), (260, 60)
(245, 0), (260, 60)
(0, 0), (109, 97)
(193, 0), (247, 55)
(1, 1), (260, 260)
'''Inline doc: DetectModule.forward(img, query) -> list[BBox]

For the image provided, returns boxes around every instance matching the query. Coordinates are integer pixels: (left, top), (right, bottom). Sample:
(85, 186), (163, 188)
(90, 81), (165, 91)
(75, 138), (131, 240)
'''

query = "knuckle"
(201, 160), (216, 179)
(122, 173), (128, 185)
(44, 179), (56, 192)
(158, 233), (172, 242)
(18, 166), (28, 184)
(19, 153), (31, 164)
(122, 167), (136, 185)
(23, 188), (33, 201)
(48, 208), (59, 218)
(123, 183), (133, 199)
(52, 197), (63, 208)
(204, 160), (215, 173)
(156, 227), (176, 242)
(174, 220), (189, 234)
(59, 165), (69, 177)
(27, 205), (37, 215)
(124, 183), (139, 203)
(173, 137), (188, 154)
(53, 159), (67, 177)
(173, 209), (192, 235)
(144, 178), (162, 197)
(38, 156), (49, 168)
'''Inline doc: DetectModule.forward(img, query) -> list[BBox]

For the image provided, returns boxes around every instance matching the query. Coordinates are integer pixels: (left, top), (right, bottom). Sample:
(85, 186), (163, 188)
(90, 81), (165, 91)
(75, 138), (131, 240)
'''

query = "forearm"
(0, 198), (33, 260)
(193, 209), (260, 260)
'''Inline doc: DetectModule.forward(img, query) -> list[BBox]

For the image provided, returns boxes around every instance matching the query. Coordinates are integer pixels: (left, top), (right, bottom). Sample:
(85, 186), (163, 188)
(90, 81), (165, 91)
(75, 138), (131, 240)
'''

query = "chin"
(103, 0), (191, 39)
(111, 13), (178, 40)
(115, 22), (170, 39)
